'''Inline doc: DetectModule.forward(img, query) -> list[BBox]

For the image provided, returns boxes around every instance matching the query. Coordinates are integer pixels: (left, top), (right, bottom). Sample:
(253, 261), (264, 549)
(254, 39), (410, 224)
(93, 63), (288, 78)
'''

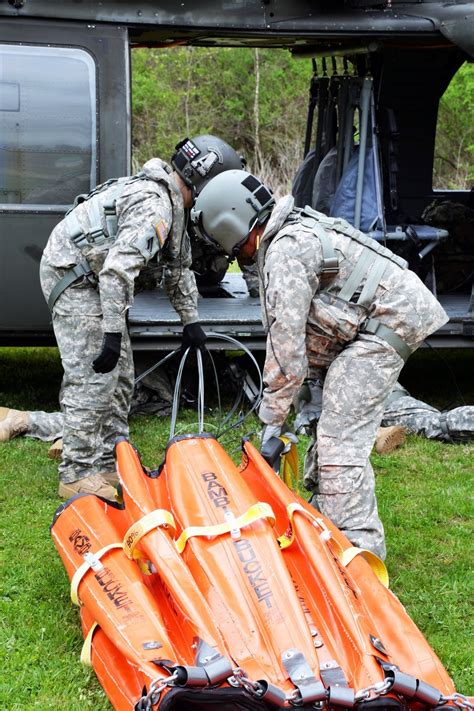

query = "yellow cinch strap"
(279, 437), (299, 490)
(80, 621), (99, 666)
(278, 503), (389, 587)
(175, 502), (276, 554)
(341, 546), (389, 588)
(123, 509), (176, 560)
(71, 542), (124, 606)
(278, 502), (341, 551)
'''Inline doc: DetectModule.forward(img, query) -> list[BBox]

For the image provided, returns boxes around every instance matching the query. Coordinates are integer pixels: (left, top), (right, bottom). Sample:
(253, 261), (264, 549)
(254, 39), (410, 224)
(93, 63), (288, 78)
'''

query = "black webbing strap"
(47, 260), (94, 312)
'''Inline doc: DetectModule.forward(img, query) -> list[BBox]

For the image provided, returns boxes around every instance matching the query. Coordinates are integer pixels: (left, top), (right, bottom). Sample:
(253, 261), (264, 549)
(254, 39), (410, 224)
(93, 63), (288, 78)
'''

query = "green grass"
(0, 347), (473, 709)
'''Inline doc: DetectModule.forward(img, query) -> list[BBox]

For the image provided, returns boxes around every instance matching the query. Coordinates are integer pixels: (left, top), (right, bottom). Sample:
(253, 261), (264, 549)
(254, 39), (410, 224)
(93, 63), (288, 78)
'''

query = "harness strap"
(47, 259), (94, 312)
(317, 212), (407, 269)
(338, 249), (376, 302)
(301, 205), (407, 269)
(64, 174), (146, 250)
(62, 211), (84, 242)
(357, 256), (388, 308)
(175, 501), (275, 554)
(70, 542), (123, 606)
(298, 207), (407, 301)
(65, 181), (126, 250)
(303, 219), (339, 283)
(48, 173), (162, 313)
(104, 209), (118, 242)
(88, 191), (105, 243)
(362, 317), (413, 362)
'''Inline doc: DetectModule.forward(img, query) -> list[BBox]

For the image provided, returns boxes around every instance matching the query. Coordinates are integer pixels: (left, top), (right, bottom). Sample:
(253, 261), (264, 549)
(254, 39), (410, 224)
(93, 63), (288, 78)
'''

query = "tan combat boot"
(101, 470), (120, 486)
(48, 438), (63, 460)
(0, 408), (29, 442)
(58, 473), (117, 500)
(374, 425), (406, 455)
(48, 440), (118, 486)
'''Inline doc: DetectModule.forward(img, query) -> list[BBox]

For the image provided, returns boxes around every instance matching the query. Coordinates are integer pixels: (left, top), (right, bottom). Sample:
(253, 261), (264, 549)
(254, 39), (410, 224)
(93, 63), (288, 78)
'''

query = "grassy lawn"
(0, 346), (472, 709)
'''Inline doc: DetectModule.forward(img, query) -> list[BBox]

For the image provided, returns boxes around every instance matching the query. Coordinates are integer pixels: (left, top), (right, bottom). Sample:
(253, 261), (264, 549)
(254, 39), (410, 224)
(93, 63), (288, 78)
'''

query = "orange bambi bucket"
(51, 434), (467, 710)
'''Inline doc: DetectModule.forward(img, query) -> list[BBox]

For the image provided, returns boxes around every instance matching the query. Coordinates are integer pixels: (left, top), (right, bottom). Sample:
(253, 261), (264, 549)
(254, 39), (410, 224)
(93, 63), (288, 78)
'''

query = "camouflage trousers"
(41, 265), (134, 483)
(382, 396), (474, 442)
(27, 411), (63, 442)
(304, 336), (404, 560)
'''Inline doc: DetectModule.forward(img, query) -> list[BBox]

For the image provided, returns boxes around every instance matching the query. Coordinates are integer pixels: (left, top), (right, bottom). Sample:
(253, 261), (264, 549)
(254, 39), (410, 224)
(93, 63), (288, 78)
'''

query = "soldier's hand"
(92, 332), (122, 373)
(260, 424), (283, 465)
(181, 322), (207, 353)
(261, 424), (298, 470)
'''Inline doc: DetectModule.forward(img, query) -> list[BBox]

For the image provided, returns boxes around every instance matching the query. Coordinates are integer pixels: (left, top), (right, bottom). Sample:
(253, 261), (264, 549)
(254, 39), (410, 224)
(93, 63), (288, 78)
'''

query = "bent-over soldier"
(190, 169), (448, 558)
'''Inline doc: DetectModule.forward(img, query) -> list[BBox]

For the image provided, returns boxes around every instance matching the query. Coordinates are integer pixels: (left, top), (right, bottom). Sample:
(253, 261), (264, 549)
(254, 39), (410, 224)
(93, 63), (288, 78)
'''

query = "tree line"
(132, 47), (473, 193)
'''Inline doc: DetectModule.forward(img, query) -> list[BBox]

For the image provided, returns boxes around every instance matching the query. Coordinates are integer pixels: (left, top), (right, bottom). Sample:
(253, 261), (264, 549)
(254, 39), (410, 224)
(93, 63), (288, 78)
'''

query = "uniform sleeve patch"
(155, 219), (169, 247)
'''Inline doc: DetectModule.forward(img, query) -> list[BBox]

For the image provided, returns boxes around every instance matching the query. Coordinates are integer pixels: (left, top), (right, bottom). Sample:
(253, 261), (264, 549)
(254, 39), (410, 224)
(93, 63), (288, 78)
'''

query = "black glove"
(181, 323), (207, 353)
(260, 424), (284, 467)
(92, 332), (122, 373)
(261, 424), (298, 471)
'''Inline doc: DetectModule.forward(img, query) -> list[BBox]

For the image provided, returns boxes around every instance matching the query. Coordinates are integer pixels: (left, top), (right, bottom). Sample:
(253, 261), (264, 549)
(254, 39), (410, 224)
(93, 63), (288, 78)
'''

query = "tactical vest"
(265, 204), (412, 361)
(47, 167), (183, 311)
(297, 205), (407, 295)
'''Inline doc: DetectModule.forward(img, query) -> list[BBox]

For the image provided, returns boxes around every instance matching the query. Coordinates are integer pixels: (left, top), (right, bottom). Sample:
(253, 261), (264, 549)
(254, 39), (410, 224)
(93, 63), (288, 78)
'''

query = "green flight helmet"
(171, 135), (245, 196)
(190, 170), (275, 255)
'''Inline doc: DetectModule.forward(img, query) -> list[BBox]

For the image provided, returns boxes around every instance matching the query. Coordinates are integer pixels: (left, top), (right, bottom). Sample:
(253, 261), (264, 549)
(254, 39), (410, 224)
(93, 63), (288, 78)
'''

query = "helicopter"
(1, 0), (472, 350)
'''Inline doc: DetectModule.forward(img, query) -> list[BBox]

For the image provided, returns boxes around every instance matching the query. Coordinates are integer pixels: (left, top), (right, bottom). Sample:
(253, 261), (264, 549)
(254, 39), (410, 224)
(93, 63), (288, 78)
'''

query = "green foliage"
(434, 62), (474, 188)
(132, 46), (474, 191)
(132, 46), (310, 183)
(0, 347), (473, 707)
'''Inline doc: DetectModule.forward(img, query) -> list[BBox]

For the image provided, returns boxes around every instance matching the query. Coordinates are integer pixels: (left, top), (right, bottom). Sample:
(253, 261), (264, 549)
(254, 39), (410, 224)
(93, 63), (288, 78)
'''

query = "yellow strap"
(80, 621), (99, 666)
(341, 546), (389, 588)
(175, 502), (275, 554)
(71, 542), (123, 606)
(280, 438), (299, 490)
(278, 503), (388, 587)
(123, 509), (176, 560)
(278, 502), (342, 551)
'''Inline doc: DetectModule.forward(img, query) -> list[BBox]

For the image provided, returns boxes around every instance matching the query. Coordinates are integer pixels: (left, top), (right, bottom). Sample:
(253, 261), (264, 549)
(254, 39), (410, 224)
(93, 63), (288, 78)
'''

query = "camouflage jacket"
(41, 159), (199, 333)
(257, 196), (448, 425)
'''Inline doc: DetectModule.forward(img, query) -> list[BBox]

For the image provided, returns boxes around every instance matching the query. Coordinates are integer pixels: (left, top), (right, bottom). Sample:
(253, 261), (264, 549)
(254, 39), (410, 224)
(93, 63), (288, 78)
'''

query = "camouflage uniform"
(27, 411), (63, 442)
(257, 196), (448, 558)
(381, 383), (474, 442)
(40, 159), (198, 484)
(240, 260), (260, 297)
(24, 370), (173, 441)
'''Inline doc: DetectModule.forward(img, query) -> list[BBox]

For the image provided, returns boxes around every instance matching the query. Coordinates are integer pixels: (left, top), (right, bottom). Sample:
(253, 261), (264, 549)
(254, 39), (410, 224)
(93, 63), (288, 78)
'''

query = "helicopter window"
(0, 44), (97, 209)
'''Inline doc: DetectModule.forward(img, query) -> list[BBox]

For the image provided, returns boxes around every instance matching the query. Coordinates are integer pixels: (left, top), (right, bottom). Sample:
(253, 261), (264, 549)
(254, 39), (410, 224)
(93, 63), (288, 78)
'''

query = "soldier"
(3, 382), (472, 460)
(37, 135), (243, 499)
(185, 150), (260, 297)
(190, 169), (449, 559)
(381, 382), (474, 443)
(190, 232), (260, 297)
(293, 377), (474, 453)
